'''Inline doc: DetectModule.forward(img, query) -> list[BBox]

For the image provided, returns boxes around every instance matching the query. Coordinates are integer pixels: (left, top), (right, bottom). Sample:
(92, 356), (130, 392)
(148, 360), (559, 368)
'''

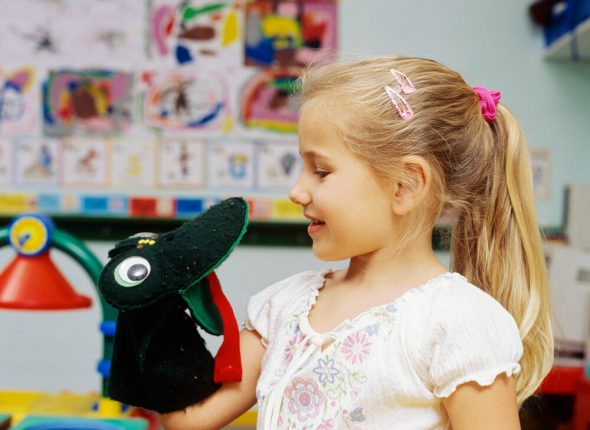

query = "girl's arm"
(443, 374), (521, 430)
(158, 329), (265, 430)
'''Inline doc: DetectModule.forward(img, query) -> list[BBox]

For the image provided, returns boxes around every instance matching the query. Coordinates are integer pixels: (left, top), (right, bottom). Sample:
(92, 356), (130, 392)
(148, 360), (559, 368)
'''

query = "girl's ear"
(391, 155), (432, 216)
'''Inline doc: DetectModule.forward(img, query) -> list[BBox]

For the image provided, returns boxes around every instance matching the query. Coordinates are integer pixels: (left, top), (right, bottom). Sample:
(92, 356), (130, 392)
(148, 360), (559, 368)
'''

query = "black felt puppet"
(98, 197), (248, 413)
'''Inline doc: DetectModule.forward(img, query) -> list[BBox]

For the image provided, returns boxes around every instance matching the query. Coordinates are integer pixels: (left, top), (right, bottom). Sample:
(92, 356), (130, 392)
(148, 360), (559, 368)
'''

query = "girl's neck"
(342, 230), (448, 291)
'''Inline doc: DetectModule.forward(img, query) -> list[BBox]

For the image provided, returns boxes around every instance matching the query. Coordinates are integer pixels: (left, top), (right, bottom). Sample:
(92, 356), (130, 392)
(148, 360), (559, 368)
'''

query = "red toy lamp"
(0, 214), (92, 310)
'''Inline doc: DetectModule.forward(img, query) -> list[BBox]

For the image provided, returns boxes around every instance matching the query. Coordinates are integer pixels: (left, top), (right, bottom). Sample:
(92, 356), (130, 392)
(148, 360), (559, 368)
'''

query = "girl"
(160, 56), (553, 429)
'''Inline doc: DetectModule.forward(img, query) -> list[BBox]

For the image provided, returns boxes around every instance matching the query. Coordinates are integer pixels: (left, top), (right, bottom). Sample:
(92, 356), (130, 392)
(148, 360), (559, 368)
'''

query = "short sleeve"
(244, 271), (320, 347)
(428, 282), (523, 398)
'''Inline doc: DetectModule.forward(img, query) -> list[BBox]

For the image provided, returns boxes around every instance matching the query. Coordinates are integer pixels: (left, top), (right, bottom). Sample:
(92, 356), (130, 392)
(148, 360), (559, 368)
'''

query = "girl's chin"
(311, 244), (346, 262)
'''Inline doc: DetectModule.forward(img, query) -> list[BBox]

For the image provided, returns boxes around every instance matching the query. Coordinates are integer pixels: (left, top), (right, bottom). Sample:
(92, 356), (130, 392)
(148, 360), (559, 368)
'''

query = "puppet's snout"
(114, 256), (151, 288)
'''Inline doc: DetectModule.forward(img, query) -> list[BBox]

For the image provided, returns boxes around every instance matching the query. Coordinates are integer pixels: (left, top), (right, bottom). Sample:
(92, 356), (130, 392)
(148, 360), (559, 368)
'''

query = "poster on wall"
(61, 137), (109, 187)
(0, 0), (338, 221)
(207, 139), (256, 189)
(256, 139), (300, 190)
(43, 69), (134, 136)
(110, 139), (156, 188)
(240, 68), (301, 133)
(141, 69), (232, 134)
(0, 0), (145, 67)
(0, 138), (11, 185)
(14, 136), (60, 186)
(147, 0), (243, 67)
(244, 0), (338, 68)
(0, 66), (38, 134)
(157, 139), (206, 188)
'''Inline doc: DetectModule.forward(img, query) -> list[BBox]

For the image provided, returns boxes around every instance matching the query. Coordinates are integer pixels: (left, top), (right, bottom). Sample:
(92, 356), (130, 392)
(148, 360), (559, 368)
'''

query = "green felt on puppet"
(98, 197), (248, 412)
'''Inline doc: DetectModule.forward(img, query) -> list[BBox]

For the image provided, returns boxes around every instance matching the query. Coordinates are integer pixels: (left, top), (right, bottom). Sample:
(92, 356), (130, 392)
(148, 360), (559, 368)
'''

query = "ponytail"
(450, 105), (553, 404)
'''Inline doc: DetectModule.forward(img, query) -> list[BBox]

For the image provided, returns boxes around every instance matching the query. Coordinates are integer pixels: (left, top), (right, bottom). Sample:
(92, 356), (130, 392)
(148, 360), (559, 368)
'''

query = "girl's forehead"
(299, 99), (337, 130)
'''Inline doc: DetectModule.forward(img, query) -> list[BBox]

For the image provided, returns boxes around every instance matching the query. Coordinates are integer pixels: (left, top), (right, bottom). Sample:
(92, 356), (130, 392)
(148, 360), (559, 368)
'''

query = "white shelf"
(544, 16), (590, 61)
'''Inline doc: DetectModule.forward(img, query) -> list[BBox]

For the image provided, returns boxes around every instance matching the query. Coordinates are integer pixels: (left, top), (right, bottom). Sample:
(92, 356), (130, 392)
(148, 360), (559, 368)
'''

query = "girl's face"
(289, 99), (399, 261)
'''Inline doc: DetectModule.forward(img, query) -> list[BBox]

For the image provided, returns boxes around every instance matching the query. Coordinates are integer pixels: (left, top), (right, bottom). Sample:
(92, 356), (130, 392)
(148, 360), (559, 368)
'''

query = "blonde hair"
(300, 56), (553, 404)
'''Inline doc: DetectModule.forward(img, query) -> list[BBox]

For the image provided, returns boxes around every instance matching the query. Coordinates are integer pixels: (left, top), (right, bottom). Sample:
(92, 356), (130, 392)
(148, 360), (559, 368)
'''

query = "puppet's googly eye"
(114, 257), (151, 287)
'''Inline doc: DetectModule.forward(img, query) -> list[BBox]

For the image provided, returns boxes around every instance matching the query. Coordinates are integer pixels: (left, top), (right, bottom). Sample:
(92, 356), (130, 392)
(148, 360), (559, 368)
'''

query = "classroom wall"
(1, 0), (589, 393)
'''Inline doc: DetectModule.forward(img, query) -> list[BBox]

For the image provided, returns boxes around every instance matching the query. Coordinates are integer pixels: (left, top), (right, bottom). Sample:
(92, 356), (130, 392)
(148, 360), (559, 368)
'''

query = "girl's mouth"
(307, 220), (325, 235)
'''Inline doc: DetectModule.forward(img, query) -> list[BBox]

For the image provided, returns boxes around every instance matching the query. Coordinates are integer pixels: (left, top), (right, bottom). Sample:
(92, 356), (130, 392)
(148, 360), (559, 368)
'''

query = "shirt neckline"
(298, 269), (465, 340)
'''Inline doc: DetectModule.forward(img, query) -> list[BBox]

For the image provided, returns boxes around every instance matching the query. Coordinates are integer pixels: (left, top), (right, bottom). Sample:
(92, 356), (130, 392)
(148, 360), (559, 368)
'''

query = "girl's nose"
(289, 176), (311, 206)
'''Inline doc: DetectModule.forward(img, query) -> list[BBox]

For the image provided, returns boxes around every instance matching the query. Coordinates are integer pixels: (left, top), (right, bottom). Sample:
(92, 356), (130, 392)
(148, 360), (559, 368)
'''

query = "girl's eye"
(314, 170), (329, 178)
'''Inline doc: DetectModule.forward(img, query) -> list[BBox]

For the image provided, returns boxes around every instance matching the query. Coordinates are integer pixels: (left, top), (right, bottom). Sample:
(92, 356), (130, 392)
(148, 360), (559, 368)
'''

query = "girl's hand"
(158, 329), (265, 430)
(443, 374), (521, 430)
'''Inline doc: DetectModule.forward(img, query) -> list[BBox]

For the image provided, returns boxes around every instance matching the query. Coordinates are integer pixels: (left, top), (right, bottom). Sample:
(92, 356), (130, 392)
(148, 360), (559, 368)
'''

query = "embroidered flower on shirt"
(285, 377), (325, 421)
(342, 332), (372, 365)
(317, 418), (334, 429)
(313, 358), (340, 384)
(284, 331), (306, 363)
(364, 323), (379, 336)
(386, 303), (398, 313)
(349, 407), (366, 422)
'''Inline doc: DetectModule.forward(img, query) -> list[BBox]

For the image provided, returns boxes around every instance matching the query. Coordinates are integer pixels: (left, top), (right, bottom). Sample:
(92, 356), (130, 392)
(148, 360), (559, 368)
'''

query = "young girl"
(159, 56), (554, 429)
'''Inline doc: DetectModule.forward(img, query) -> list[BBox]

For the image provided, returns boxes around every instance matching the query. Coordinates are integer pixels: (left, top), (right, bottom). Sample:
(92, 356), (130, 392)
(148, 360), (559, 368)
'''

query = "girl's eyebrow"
(300, 150), (331, 162)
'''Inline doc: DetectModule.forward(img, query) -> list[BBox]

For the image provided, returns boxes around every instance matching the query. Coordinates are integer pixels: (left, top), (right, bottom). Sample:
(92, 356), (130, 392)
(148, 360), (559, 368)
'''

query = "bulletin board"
(0, 0), (338, 225)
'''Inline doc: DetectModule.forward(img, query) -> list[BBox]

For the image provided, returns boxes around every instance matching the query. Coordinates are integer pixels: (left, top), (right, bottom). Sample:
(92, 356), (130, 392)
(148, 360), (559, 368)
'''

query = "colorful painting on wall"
(207, 139), (256, 189)
(42, 69), (133, 136)
(14, 136), (60, 186)
(110, 139), (157, 188)
(141, 70), (231, 133)
(0, 138), (11, 185)
(256, 139), (300, 190)
(244, 0), (337, 68)
(0, 67), (37, 134)
(0, 1), (338, 221)
(61, 137), (109, 187)
(241, 68), (300, 133)
(158, 139), (206, 188)
(148, 0), (242, 66)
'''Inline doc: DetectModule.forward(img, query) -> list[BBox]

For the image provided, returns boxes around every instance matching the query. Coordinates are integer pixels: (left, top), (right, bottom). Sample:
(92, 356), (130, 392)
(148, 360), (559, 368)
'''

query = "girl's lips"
(307, 221), (325, 235)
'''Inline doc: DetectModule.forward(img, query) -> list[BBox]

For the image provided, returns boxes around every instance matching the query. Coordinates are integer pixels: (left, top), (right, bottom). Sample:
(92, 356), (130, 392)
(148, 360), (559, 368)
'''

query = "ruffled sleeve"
(244, 271), (321, 347)
(427, 281), (523, 398)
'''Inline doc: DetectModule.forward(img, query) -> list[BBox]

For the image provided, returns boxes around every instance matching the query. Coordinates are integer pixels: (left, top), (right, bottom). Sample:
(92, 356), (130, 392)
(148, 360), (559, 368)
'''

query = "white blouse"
(245, 270), (523, 430)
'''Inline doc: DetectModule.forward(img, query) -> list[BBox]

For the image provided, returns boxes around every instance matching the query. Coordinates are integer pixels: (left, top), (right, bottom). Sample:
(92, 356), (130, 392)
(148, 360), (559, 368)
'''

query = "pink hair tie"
(473, 86), (502, 123)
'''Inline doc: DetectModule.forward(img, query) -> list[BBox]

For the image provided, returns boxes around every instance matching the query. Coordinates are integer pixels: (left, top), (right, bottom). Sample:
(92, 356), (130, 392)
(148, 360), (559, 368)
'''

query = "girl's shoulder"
(405, 273), (523, 397)
(420, 272), (517, 325)
(244, 270), (328, 343)
(402, 272), (522, 358)
(249, 270), (327, 308)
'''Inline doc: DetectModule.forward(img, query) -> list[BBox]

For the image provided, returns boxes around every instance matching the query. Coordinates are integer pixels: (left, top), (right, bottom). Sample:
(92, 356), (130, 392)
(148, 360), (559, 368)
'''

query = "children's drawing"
(0, 0), (63, 62)
(62, 137), (108, 187)
(256, 140), (301, 190)
(0, 138), (12, 185)
(14, 137), (60, 186)
(208, 140), (255, 189)
(148, 0), (242, 66)
(158, 139), (206, 188)
(0, 0), (145, 66)
(43, 69), (133, 136)
(241, 68), (300, 133)
(110, 139), (156, 188)
(0, 67), (37, 134)
(142, 70), (231, 133)
(244, 0), (337, 68)
(73, 1), (145, 66)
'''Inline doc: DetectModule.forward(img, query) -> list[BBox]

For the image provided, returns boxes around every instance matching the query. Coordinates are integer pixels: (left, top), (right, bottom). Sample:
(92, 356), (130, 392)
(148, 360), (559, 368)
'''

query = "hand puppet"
(98, 197), (248, 413)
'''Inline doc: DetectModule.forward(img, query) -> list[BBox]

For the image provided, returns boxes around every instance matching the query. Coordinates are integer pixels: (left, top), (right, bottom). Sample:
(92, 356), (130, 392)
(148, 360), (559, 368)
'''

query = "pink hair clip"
(473, 86), (502, 123)
(384, 68), (416, 120)
(384, 85), (414, 120)
(390, 68), (416, 94)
